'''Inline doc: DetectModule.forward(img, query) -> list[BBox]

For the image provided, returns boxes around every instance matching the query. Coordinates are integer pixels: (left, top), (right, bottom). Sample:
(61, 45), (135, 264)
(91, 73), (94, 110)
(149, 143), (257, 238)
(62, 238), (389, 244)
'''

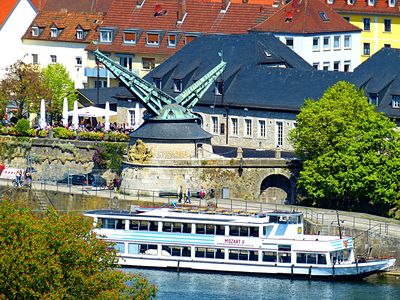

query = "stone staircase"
(32, 190), (52, 211)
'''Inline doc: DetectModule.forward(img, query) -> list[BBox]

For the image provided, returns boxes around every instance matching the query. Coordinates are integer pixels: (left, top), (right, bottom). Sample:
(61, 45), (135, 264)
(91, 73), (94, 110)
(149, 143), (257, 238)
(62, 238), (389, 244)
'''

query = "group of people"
(177, 185), (208, 204)
(14, 170), (32, 187)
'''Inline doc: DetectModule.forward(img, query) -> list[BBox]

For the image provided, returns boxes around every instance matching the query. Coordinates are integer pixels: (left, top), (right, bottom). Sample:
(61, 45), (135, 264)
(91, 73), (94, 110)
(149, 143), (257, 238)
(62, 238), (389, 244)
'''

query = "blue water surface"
(123, 268), (400, 300)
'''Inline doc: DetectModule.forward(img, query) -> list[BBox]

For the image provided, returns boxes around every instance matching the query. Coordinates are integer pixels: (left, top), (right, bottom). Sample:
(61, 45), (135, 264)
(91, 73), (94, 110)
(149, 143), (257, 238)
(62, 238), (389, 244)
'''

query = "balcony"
(84, 67), (116, 79)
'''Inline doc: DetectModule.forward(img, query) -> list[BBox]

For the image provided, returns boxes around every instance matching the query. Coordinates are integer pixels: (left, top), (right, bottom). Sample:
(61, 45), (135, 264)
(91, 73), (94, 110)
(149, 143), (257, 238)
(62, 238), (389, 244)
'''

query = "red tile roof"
(42, 0), (115, 12)
(0, 0), (20, 29)
(251, 0), (360, 34)
(22, 10), (104, 43)
(327, 0), (400, 16)
(86, 0), (278, 55)
(30, 0), (48, 11)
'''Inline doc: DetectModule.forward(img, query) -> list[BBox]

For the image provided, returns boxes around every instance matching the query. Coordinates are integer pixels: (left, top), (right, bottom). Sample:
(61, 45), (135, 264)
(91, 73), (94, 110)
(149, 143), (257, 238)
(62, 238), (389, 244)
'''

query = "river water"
(123, 268), (400, 300)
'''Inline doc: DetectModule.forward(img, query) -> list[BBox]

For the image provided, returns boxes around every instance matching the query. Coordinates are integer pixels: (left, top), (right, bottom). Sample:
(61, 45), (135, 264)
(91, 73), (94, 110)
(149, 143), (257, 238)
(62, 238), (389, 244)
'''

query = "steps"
(32, 190), (51, 211)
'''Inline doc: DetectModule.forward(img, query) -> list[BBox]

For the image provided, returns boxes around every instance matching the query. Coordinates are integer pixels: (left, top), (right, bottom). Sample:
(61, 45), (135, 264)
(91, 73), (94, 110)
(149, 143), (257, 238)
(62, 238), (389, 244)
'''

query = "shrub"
(7, 126), (16, 135)
(26, 128), (36, 137)
(0, 127), (8, 135)
(78, 131), (104, 141)
(15, 119), (30, 136)
(38, 130), (48, 137)
(53, 127), (76, 139)
(106, 131), (130, 142)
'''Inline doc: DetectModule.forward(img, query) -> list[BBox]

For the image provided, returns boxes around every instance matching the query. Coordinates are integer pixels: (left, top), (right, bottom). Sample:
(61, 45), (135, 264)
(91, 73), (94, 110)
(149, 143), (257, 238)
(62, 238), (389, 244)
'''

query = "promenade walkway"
(1, 178), (400, 239)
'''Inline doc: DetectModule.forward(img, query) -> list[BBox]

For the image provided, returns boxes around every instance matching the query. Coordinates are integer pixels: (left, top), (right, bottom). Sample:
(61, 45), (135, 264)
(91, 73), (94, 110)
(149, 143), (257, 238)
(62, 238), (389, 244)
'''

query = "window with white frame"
(94, 80), (107, 88)
(119, 56), (133, 71)
(384, 19), (391, 32)
(123, 32), (137, 44)
(392, 95), (400, 108)
(128, 110), (136, 127)
(363, 43), (370, 55)
(347, 0), (354, 4)
(369, 93), (378, 106)
(173, 79), (183, 92)
(75, 56), (82, 66)
(211, 116), (219, 134)
(323, 62), (330, 70)
(333, 36), (340, 49)
(100, 30), (113, 42)
(363, 18), (371, 31)
(147, 33), (159, 46)
(168, 34), (177, 47)
(32, 54), (38, 64)
(333, 61), (340, 71)
(50, 27), (58, 38)
(323, 36), (330, 50)
(344, 61), (351, 72)
(312, 63), (319, 70)
(32, 26), (39, 36)
(388, 0), (396, 7)
(244, 119), (252, 137)
(312, 37), (320, 51)
(344, 35), (351, 49)
(327, 0), (333, 3)
(50, 55), (57, 64)
(258, 120), (266, 138)
(368, 0), (375, 6)
(76, 29), (84, 40)
(276, 121), (283, 147)
(153, 78), (162, 89)
(231, 118), (238, 135)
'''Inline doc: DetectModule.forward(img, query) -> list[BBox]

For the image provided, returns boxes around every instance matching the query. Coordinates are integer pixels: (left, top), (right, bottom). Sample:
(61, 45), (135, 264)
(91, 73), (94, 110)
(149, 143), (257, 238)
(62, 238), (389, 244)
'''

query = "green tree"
(0, 60), (50, 119)
(290, 81), (400, 215)
(0, 201), (157, 299)
(42, 63), (77, 121)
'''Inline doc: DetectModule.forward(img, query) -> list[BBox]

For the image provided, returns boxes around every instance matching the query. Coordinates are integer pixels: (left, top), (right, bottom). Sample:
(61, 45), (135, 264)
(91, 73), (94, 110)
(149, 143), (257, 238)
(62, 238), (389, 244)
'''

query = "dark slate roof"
(129, 119), (212, 141)
(353, 48), (400, 119)
(78, 87), (130, 105)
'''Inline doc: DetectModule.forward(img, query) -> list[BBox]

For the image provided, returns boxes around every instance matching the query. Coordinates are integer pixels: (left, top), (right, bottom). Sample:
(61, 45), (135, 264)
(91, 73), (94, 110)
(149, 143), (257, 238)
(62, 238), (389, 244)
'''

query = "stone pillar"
(275, 146), (281, 159)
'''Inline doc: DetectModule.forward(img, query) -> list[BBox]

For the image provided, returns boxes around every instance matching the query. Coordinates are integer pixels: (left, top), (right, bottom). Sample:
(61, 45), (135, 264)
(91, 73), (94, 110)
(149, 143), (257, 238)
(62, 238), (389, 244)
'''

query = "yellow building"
(328, 0), (400, 62)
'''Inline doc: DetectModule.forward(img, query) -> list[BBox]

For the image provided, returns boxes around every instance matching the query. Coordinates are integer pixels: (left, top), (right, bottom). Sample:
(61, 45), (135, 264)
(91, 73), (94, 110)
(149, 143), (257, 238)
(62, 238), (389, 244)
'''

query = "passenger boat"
(84, 207), (396, 279)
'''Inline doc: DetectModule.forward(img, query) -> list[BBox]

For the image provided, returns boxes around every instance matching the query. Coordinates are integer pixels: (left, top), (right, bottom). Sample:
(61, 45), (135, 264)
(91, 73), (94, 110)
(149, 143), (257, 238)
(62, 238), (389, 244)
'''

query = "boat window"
(317, 254), (327, 265)
(216, 225), (225, 235)
(250, 227), (259, 237)
(296, 253), (306, 263)
(195, 247), (206, 258)
(128, 243), (140, 254)
(263, 225), (273, 237)
(289, 215), (298, 224)
(269, 215), (279, 223)
(239, 227), (249, 237)
(278, 252), (291, 263)
(139, 221), (149, 230)
(216, 248), (225, 259)
(162, 222), (172, 232)
(206, 224), (215, 235)
(100, 218), (116, 229)
(139, 244), (157, 254)
(162, 245), (172, 255)
(278, 245), (291, 251)
(229, 249), (239, 260)
(298, 215), (302, 224)
(307, 253), (317, 264)
(116, 219), (125, 229)
(162, 245), (190, 257)
(114, 242), (125, 253)
(129, 220), (139, 230)
(195, 247), (225, 259)
(196, 224), (206, 234)
(182, 223), (191, 233)
(172, 223), (182, 232)
(149, 221), (158, 231)
(263, 251), (277, 262)
(206, 248), (216, 259)
(228, 249), (257, 261)
(278, 216), (289, 224)
(229, 226), (239, 236)
(249, 251), (259, 261)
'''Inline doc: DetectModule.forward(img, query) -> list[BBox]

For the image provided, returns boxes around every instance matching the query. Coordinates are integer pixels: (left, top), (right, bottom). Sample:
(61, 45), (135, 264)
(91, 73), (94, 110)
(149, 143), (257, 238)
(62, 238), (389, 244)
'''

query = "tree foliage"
(0, 60), (50, 119)
(0, 201), (157, 299)
(290, 81), (400, 215)
(42, 63), (77, 121)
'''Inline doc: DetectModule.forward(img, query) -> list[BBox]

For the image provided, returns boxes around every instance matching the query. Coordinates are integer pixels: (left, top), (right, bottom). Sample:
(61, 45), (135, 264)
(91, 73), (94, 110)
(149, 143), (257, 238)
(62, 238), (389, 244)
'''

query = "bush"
(26, 128), (36, 137)
(53, 127), (76, 139)
(78, 131), (104, 141)
(15, 119), (30, 136)
(106, 131), (130, 142)
(38, 129), (48, 137)
(0, 127), (8, 135)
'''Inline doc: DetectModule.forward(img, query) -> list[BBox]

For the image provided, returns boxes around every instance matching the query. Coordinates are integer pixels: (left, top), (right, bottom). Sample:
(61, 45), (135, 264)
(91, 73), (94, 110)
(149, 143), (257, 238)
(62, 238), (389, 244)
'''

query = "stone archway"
(259, 174), (291, 204)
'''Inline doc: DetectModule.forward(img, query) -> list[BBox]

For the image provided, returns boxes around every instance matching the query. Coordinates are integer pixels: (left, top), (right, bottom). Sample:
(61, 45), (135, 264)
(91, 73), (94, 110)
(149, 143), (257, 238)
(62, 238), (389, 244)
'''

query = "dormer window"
(146, 33), (159, 46)
(215, 82), (223, 96)
(347, 0), (355, 4)
(123, 31), (137, 44)
(319, 12), (329, 22)
(369, 93), (378, 106)
(368, 0), (375, 6)
(327, 0), (333, 3)
(50, 26), (58, 38)
(185, 35), (197, 45)
(99, 29), (113, 43)
(168, 34), (177, 47)
(388, 0), (396, 7)
(153, 78), (162, 89)
(392, 95), (400, 108)
(76, 29), (84, 40)
(173, 79), (182, 92)
(32, 26), (39, 36)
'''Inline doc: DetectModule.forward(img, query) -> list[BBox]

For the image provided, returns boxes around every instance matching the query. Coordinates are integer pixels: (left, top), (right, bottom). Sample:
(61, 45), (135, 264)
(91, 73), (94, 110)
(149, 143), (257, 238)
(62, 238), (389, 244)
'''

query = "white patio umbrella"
(39, 99), (46, 129)
(72, 100), (79, 130)
(62, 97), (69, 127)
(104, 101), (110, 131)
(67, 106), (117, 118)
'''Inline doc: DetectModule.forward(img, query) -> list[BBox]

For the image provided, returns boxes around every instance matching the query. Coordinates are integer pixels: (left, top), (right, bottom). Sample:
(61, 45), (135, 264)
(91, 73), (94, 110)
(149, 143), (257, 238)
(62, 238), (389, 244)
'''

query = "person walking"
(177, 185), (183, 203)
(185, 187), (191, 204)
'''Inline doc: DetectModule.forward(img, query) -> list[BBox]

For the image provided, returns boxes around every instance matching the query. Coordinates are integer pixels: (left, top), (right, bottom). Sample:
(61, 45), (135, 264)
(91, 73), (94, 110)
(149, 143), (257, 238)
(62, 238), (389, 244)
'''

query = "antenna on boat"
(336, 210), (342, 239)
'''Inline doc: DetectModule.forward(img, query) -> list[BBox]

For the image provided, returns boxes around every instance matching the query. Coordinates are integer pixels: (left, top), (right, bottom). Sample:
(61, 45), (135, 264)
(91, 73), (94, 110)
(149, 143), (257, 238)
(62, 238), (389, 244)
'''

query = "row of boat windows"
(100, 218), (259, 237)
(114, 243), (327, 265)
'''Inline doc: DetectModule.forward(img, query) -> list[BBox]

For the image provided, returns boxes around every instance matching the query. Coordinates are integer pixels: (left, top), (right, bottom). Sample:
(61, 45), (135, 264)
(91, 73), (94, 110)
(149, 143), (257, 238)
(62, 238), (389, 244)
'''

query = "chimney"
(221, 0), (231, 12)
(177, 0), (187, 23)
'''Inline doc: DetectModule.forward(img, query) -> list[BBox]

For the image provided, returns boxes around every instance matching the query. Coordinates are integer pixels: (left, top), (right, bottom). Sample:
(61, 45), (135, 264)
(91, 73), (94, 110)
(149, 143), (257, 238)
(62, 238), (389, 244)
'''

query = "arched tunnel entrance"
(259, 174), (292, 204)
